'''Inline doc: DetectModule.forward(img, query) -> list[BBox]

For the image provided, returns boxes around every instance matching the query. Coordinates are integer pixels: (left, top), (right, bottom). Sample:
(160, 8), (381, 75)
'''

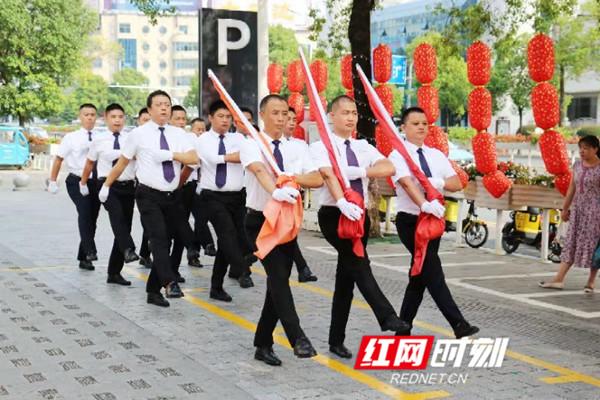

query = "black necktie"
(88, 131), (98, 180)
(345, 139), (364, 197)
(417, 148), (432, 178)
(112, 132), (120, 166)
(87, 131), (93, 141)
(215, 135), (227, 188)
(272, 140), (284, 171)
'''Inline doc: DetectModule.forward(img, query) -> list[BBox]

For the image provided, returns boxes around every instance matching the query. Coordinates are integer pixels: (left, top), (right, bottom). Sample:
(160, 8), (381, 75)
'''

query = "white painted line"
(369, 251), (455, 258)
(446, 279), (600, 319)
(518, 290), (594, 298)
(461, 272), (556, 281)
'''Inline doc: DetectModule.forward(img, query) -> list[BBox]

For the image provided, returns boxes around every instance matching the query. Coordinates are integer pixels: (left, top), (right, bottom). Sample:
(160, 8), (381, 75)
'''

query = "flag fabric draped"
(356, 65), (445, 276)
(298, 48), (366, 257)
(207, 69), (303, 259)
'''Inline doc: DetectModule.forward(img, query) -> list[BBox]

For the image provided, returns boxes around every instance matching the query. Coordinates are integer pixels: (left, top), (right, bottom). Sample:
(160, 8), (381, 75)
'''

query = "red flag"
(298, 48), (365, 257)
(356, 65), (445, 276)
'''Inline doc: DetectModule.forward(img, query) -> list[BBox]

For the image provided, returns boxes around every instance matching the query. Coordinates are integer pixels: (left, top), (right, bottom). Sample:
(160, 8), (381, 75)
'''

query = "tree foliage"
(108, 68), (150, 118)
(58, 71), (110, 123)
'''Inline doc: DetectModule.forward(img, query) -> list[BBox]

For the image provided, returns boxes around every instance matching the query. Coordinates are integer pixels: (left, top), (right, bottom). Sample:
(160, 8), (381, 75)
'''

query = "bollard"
(13, 173), (31, 191)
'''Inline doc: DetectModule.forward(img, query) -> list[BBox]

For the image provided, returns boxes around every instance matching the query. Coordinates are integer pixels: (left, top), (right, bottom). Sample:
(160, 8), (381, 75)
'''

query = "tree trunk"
(18, 114), (27, 127)
(559, 64), (565, 127)
(518, 107), (523, 132)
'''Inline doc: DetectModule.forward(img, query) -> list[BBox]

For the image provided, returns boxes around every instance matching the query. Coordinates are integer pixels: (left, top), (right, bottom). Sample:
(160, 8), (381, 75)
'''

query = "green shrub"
(447, 126), (476, 143)
(576, 125), (600, 137)
(517, 124), (537, 136)
(555, 126), (575, 138)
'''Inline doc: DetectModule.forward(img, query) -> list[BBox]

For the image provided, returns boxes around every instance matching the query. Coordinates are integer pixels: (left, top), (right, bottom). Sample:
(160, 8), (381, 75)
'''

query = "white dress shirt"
(186, 132), (200, 182)
(121, 120), (194, 192)
(195, 129), (245, 191)
(87, 131), (136, 181)
(310, 136), (384, 207)
(240, 132), (317, 211)
(388, 140), (456, 215)
(56, 128), (99, 177)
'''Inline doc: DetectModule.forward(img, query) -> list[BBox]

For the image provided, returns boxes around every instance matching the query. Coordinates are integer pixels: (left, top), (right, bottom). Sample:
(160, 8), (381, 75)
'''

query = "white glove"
(336, 198), (363, 221)
(152, 149), (173, 163)
(272, 187), (300, 204)
(344, 166), (367, 180)
(428, 177), (445, 191)
(420, 200), (446, 218)
(79, 183), (89, 197)
(98, 185), (110, 203)
(47, 180), (58, 194)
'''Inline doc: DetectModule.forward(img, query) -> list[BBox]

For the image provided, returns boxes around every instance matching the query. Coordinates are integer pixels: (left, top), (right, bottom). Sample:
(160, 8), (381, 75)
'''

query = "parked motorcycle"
(445, 198), (489, 249)
(501, 207), (561, 262)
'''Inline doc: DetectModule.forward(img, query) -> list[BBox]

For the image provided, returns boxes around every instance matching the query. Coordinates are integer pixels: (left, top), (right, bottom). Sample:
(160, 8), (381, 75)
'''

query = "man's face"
(235, 111), (253, 135)
(260, 99), (288, 136)
(170, 110), (187, 129)
(284, 111), (296, 137)
(138, 112), (151, 125)
(79, 107), (97, 131)
(148, 95), (172, 126)
(402, 111), (428, 145)
(330, 100), (357, 137)
(105, 109), (125, 133)
(208, 108), (232, 134)
(191, 121), (206, 135)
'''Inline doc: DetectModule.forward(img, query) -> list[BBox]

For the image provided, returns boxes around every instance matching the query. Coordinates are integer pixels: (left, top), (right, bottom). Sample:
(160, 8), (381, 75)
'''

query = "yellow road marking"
(248, 267), (600, 389)
(123, 267), (449, 400)
(0, 266), (71, 272)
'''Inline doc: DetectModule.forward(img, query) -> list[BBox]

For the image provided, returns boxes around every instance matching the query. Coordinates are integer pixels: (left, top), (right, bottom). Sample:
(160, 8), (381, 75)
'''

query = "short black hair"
(104, 103), (125, 114)
(329, 95), (354, 112)
(138, 107), (149, 117)
(259, 94), (286, 112)
(240, 106), (254, 119)
(79, 103), (97, 111)
(288, 107), (296, 114)
(579, 134), (600, 157)
(208, 100), (229, 116)
(171, 105), (186, 114)
(190, 117), (205, 124)
(252, 123), (260, 131)
(146, 90), (172, 108)
(400, 106), (426, 124)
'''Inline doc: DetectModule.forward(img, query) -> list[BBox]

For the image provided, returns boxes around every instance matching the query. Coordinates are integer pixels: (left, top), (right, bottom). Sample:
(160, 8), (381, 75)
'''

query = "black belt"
(138, 183), (177, 196)
(202, 189), (244, 196)
(246, 208), (262, 215)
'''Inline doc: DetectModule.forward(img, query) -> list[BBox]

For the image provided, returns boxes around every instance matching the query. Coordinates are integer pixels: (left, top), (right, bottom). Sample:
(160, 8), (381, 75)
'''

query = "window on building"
(142, 25), (149, 34)
(179, 25), (188, 34)
(118, 38), (137, 69)
(119, 23), (131, 33)
(159, 26), (167, 34)
(160, 77), (167, 86)
(93, 58), (102, 68)
(143, 61), (150, 69)
(174, 59), (198, 69)
(159, 43), (167, 53)
(568, 96), (598, 121)
(174, 76), (193, 86)
(174, 42), (198, 52)
(160, 61), (167, 70)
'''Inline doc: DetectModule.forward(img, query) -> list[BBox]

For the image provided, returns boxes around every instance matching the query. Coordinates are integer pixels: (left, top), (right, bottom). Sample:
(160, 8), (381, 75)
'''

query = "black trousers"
(136, 184), (191, 293)
(139, 231), (150, 259)
(65, 173), (100, 261)
(191, 190), (215, 249)
(98, 179), (136, 275)
(395, 211), (465, 329)
(245, 209), (305, 347)
(292, 241), (309, 272)
(169, 181), (197, 272)
(318, 206), (397, 345)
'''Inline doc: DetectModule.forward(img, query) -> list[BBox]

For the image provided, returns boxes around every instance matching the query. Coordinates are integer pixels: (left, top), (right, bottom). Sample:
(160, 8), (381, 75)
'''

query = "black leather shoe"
(107, 274), (131, 286)
(187, 248), (201, 261)
(123, 248), (139, 263)
(298, 267), (318, 282)
(204, 244), (217, 257)
(188, 257), (203, 268)
(329, 344), (352, 359)
(395, 327), (412, 336)
(139, 256), (152, 268)
(238, 275), (254, 289)
(165, 282), (184, 298)
(228, 273), (240, 280)
(254, 346), (282, 366)
(79, 260), (95, 271)
(454, 322), (480, 339)
(209, 288), (232, 302)
(293, 337), (317, 358)
(381, 314), (410, 333)
(176, 274), (186, 283)
(147, 293), (169, 307)
(86, 252), (98, 262)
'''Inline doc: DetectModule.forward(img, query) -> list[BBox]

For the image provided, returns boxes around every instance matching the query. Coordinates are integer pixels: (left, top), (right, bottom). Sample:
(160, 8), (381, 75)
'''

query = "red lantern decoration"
(450, 160), (469, 189)
(293, 125), (305, 141)
(309, 93), (327, 121)
(424, 125), (449, 156)
(531, 82), (559, 130)
(413, 43), (437, 84)
(375, 84), (393, 115)
(310, 59), (328, 93)
(373, 44), (392, 83)
(287, 92), (304, 122)
(341, 54), (353, 90)
(267, 63), (283, 94)
(375, 125), (392, 157)
(468, 87), (492, 131)
(287, 60), (304, 92)
(483, 170), (512, 199)
(466, 41), (491, 86)
(417, 85), (439, 124)
(528, 33), (555, 83)
(554, 172), (571, 196)
(538, 130), (570, 175)
(472, 132), (498, 175)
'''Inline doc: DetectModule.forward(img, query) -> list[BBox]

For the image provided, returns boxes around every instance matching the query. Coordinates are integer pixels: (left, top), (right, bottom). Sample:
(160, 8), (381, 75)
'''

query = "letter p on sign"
(218, 19), (250, 65)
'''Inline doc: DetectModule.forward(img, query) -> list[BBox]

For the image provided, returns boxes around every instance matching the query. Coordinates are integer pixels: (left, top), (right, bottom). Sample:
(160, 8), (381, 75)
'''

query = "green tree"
(184, 72), (199, 111)
(269, 25), (300, 66)
(0, 0), (97, 125)
(107, 68), (150, 119)
(58, 70), (109, 123)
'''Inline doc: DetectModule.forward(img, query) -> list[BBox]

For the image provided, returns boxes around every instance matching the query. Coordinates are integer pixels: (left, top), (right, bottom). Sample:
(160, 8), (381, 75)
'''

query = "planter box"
(463, 178), (512, 209)
(30, 144), (51, 154)
(463, 178), (563, 210)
